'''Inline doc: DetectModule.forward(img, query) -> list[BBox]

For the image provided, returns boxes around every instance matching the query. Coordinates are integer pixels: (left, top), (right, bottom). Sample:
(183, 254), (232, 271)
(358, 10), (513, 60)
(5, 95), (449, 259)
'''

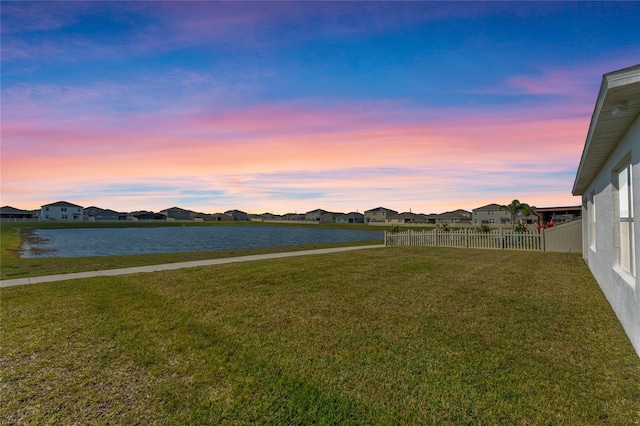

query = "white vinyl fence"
(385, 228), (543, 251)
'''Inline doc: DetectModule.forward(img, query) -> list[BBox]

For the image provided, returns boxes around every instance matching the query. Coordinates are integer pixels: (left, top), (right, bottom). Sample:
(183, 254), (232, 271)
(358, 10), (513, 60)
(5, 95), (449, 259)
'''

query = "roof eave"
(572, 64), (640, 196)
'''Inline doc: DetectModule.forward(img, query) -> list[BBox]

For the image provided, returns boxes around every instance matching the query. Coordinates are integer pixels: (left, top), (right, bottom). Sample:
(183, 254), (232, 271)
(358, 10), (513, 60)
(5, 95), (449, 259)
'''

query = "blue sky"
(2, 1), (639, 214)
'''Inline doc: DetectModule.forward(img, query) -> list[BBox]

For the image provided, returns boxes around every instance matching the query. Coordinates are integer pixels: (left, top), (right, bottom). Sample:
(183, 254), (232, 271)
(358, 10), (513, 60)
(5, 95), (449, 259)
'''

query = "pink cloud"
(1, 92), (589, 213)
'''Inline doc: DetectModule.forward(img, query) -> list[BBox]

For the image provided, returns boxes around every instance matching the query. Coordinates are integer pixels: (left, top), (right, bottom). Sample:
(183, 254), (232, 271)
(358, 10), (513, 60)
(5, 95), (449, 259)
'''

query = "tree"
(501, 199), (535, 231)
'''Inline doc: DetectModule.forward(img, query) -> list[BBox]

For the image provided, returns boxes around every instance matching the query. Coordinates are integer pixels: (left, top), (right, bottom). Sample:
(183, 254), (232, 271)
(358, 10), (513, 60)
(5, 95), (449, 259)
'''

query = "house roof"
(337, 212), (364, 218)
(388, 212), (427, 221)
(41, 201), (84, 208)
(573, 64), (640, 195)
(533, 206), (582, 213)
(364, 207), (398, 214)
(473, 203), (503, 212)
(160, 206), (191, 213)
(438, 210), (472, 219)
(85, 206), (122, 216)
(0, 206), (32, 214)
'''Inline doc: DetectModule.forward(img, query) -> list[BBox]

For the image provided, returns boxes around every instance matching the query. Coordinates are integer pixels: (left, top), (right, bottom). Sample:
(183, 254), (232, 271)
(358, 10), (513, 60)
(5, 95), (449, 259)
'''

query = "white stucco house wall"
(41, 201), (84, 221)
(572, 64), (640, 357)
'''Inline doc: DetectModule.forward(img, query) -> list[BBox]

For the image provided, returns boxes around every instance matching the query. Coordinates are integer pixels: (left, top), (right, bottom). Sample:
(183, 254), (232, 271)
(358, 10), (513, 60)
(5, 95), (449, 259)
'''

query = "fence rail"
(385, 229), (543, 251)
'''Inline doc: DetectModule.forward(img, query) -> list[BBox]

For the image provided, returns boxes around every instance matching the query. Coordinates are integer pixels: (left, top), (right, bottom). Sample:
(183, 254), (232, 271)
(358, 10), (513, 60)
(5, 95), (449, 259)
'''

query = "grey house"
(41, 201), (84, 221)
(364, 207), (398, 223)
(224, 210), (249, 221)
(472, 203), (510, 225)
(572, 64), (640, 357)
(425, 210), (473, 224)
(335, 212), (365, 224)
(305, 209), (331, 221)
(84, 206), (126, 221)
(386, 212), (427, 224)
(160, 207), (192, 221)
(0, 206), (34, 220)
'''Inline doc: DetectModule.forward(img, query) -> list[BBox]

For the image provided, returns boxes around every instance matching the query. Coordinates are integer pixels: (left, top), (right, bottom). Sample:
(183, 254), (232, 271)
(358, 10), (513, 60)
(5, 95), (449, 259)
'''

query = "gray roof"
(473, 203), (503, 212)
(573, 64), (640, 195)
(1, 206), (32, 214)
(364, 207), (398, 214)
(41, 201), (84, 208)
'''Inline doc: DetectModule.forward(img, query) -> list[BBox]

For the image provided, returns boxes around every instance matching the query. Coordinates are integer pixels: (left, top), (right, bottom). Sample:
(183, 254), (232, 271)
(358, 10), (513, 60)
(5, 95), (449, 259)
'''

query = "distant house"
(335, 212), (365, 224)
(41, 201), (83, 221)
(572, 64), (640, 357)
(131, 211), (167, 221)
(205, 213), (232, 221)
(0, 206), (34, 220)
(252, 212), (282, 221)
(84, 206), (126, 221)
(386, 212), (427, 224)
(305, 209), (331, 221)
(224, 210), (249, 221)
(533, 206), (582, 225)
(425, 210), (473, 224)
(472, 203), (510, 225)
(364, 207), (398, 223)
(449, 209), (472, 220)
(319, 212), (342, 224)
(282, 213), (305, 221)
(160, 207), (192, 221)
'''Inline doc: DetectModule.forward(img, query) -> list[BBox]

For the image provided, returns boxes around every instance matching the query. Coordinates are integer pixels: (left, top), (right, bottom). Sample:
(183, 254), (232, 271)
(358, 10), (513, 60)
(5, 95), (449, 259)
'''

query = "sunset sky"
(2, 1), (639, 215)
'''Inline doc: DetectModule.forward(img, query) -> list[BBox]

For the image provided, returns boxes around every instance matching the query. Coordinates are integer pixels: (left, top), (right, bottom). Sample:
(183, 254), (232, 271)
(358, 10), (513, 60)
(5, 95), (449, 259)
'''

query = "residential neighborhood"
(0, 201), (580, 228)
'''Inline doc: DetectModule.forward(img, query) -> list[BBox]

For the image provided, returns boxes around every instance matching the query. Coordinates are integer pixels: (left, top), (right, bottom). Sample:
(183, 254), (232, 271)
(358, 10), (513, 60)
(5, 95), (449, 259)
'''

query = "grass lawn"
(2, 246), (640, 424)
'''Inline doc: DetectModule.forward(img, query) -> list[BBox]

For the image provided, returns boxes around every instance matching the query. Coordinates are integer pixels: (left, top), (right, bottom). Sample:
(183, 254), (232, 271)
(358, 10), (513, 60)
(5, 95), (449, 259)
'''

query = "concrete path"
(0, 244), (385, 288)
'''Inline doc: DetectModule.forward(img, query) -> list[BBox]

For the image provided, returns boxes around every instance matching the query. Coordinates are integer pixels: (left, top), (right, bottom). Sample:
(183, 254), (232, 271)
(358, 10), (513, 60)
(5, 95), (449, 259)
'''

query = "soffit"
(573, 65), (640, 195)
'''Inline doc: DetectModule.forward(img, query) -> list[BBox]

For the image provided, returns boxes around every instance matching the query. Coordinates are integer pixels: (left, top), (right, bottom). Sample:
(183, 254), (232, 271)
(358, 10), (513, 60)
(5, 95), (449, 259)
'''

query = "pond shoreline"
(20, 225), (384, 258)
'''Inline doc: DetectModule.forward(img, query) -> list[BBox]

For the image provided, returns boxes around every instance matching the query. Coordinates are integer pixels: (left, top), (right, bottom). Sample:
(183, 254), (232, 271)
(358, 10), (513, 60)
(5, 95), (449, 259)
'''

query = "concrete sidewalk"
(0, 244), (385, 288)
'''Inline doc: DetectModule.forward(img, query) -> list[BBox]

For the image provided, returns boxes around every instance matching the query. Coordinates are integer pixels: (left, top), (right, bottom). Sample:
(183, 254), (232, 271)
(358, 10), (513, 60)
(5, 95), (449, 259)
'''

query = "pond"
(20, 225), (384, 258)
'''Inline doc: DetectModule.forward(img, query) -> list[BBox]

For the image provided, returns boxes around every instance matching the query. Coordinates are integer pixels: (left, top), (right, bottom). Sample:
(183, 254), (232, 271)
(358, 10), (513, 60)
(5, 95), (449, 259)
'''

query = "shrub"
(476, 224), (491, 233)
(389, 225), (401, 233)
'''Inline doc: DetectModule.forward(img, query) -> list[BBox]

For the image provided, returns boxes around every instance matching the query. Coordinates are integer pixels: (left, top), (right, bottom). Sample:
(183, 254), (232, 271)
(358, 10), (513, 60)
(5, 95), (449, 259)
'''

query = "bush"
(389, 225), (401, 233)
(476, 224), (491, 233)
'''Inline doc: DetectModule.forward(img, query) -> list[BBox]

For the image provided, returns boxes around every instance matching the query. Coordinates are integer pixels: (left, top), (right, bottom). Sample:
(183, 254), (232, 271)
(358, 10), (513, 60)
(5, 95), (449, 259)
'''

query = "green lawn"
(2, 246), (639, 424)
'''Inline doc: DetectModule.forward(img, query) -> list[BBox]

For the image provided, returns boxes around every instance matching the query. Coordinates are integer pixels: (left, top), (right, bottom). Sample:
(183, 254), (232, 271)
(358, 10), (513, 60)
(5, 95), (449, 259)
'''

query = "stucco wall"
(583, 115), (640, 356)
(41, 205), (84, 220)
(472, 209), (510, 224)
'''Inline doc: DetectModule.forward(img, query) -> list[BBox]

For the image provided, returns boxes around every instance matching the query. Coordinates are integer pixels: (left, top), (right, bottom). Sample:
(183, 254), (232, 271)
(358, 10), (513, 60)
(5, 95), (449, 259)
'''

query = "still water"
(21, 225), (384, 258)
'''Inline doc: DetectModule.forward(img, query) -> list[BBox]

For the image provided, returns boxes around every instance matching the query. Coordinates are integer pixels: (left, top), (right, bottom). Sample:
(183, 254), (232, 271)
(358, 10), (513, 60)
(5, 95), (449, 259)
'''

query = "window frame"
(589, 191), (596, 251)
(615, 161), (635, 278)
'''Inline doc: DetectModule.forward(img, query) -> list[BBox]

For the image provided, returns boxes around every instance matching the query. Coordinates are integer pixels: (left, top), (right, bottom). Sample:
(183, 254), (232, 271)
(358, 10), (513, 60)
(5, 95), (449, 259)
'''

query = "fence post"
(464, 228), (468, 248)
(541, 228), (545, 252)
(500, 227), (504, 250)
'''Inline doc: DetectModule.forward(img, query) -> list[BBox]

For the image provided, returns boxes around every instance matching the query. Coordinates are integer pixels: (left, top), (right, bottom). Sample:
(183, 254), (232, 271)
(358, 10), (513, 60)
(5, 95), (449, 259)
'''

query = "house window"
(617, 163), (635, 277)
(589, 192), (596, 251)
(61, 207), (67, 212)
(61, 215), (68, 219)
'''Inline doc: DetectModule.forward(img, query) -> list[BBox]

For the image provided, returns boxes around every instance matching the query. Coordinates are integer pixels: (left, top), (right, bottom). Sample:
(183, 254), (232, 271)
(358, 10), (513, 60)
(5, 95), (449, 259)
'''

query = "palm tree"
(501, 199), (534, 231)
